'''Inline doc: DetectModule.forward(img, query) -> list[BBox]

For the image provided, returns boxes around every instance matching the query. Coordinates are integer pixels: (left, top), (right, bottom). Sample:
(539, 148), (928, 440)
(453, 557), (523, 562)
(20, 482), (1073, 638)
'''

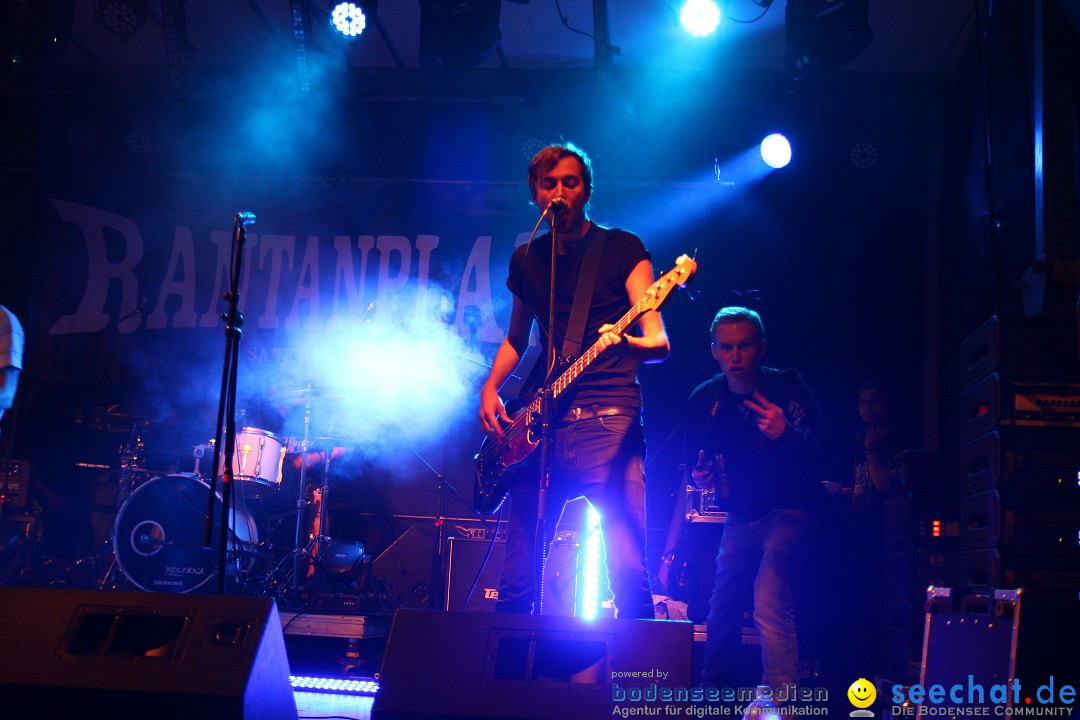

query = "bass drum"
(112, 473), (258, 593)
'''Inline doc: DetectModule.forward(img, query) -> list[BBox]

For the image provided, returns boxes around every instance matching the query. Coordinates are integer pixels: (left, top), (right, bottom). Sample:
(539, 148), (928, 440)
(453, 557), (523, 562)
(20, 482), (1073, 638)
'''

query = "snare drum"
(231, 427), (285, 498)
(112, 473), (258, 593)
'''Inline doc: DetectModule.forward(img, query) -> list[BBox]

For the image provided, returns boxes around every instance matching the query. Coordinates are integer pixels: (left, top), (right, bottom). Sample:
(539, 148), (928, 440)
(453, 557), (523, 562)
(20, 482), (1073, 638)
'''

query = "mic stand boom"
(203, 211), (254, 595)
(534, 207), (559, 616)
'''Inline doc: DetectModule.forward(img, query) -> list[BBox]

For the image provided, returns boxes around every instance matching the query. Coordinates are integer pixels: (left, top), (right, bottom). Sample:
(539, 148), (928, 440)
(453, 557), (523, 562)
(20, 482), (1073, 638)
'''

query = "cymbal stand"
(310, 449), (333, 567)
(403, 442), (485, 610)
(290, 397), (314, 591)
(97, 419), (150, 589)
(116, 420), (144, 509)
(258, 395), (333, 602)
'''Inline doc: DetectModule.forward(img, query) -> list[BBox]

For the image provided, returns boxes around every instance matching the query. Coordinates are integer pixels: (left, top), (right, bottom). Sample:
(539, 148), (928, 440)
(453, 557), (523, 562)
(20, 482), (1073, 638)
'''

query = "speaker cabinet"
(372, 525), (433, 609)
(444, 536), (505, 612)
(0, 586), (297, 719)
(372, 608), (694, 720)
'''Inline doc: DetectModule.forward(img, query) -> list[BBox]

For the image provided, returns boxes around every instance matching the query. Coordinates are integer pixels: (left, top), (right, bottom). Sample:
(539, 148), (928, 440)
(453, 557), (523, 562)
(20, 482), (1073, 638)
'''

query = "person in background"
(851, 380), (904, 511)
(685, 306), (825, 692)
(821, 379), (909, 680)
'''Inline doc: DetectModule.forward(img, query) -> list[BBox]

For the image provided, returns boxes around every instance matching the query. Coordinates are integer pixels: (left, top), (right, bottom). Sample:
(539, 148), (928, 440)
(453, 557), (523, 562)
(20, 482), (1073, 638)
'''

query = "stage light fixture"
(680, 0), (721, 38)
(760, 133), (792, 169)
(126, 129), (152, 155)
(94, 0), (149, 40)
(330, 1), (373, 38)
(419, 0), (502, 76)
(849, 141), (878, 169)
(290, 675), (380, 695)
(783, 0), (871, 75)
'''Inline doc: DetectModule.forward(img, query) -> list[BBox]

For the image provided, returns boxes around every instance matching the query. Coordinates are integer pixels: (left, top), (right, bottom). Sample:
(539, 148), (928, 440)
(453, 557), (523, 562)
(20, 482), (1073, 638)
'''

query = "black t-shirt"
(507, 223), (649, 409)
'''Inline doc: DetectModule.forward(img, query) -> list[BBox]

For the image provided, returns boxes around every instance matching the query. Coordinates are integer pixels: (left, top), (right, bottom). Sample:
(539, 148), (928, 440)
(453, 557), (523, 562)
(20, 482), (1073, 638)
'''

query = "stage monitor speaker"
(373, 524), (433, 608)
(0, 586), (297, 720)
(372, 608), (694, 720)
(445, 536), (505, 612)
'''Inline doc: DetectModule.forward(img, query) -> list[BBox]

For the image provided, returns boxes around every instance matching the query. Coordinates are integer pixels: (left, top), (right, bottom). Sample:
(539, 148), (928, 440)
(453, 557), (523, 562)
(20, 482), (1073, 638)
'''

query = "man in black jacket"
(685, 306), (824, 692)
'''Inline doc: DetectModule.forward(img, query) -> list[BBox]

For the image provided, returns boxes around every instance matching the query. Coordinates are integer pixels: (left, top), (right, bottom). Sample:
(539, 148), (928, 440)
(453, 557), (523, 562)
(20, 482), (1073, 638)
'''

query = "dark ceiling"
(7, 0), (978, 101)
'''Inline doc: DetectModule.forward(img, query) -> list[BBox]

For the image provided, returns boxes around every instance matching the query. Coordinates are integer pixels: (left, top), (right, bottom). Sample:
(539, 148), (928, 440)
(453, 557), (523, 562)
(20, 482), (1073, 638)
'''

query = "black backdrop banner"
(22, 175), (562, 515)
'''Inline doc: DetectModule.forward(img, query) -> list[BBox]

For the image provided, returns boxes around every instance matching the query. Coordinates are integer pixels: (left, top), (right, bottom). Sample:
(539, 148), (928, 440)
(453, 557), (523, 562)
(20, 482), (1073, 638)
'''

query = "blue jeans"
(701, 509), (810, 690)
(496, 413), (654, 619)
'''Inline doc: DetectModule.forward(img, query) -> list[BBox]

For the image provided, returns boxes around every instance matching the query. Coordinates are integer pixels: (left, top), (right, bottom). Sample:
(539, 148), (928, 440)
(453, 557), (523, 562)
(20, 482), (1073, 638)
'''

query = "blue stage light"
(290, 675), (380, 695)
(330, 1), (368, 38)
(680, 0), (721, 38)
(579, 504), (608, 621)
(760, 133), (792, 169)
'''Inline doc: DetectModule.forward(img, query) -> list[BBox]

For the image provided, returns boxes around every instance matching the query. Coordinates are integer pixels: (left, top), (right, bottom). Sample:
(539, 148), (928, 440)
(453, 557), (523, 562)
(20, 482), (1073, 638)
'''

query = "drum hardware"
(49, 416), (157, 590)
(82, 415), (152, 589)
(116, 420), (148, 511)
(192, 441), (211, 476)
(270, 385), (345, 406)
(255, 386), (342, 603)
(402, 441), (482, 611)
(49, 412), (260, 593)
(90, 404), (154, 434)
(112, 473), (257, 593)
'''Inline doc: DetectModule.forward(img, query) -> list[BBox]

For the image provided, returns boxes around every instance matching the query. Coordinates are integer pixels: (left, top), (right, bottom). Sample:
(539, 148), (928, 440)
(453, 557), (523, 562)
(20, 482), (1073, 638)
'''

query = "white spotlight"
(680, 0), (721, 38)
(330, 1), (368, 38)
(760, 133), (792, 169)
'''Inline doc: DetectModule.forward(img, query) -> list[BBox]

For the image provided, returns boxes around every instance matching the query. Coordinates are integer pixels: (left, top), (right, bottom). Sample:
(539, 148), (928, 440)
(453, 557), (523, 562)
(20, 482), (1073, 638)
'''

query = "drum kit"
(65, 388), (362, 602)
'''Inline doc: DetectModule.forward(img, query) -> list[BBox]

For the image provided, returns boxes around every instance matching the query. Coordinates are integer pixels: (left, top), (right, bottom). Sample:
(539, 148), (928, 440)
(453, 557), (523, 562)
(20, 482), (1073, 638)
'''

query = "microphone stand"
(203, 211), (254, 595)
(534, 206), (560, 615)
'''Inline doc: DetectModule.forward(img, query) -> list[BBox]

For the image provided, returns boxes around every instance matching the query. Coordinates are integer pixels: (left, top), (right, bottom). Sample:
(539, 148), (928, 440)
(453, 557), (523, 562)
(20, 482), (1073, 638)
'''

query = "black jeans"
(496, 412), (653, 619)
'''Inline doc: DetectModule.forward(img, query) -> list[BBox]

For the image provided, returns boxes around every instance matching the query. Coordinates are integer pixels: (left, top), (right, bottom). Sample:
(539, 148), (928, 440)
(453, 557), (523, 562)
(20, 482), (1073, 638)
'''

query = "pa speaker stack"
(0, 586), (297, 720)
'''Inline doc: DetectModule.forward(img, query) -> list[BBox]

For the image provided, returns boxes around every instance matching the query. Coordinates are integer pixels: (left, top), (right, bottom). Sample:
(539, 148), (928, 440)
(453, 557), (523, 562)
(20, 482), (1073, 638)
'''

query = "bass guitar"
(473, 254), (698, 514)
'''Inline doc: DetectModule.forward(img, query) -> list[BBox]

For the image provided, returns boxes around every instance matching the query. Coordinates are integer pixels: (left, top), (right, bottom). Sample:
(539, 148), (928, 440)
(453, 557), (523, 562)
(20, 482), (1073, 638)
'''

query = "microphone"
(548, 197), (569, 217)
(235, 211), (257, 225)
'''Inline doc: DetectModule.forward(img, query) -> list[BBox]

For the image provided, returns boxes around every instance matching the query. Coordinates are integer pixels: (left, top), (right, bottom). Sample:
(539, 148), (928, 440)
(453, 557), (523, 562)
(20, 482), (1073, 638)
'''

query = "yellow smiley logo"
(848, 678), (876, 709)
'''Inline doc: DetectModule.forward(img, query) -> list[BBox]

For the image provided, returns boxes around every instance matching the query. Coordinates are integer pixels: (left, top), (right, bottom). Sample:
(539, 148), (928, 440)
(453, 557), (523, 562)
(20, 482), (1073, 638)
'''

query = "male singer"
(477, 143), (669, 618)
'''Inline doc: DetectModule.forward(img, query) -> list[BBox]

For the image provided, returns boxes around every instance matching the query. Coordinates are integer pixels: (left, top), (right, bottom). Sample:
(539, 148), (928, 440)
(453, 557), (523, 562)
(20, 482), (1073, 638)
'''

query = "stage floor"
(293, 690), (373, 720)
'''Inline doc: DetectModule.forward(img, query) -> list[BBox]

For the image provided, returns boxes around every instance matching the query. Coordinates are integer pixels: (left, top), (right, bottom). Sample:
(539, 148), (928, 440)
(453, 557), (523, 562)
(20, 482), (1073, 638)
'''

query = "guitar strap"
(519, 226), (609, 396)
(559, 226), (608, 364)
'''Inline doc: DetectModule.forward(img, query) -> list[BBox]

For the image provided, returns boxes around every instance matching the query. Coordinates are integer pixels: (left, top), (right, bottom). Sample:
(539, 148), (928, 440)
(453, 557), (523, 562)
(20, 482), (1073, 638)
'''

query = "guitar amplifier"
(0, 460), (30, 510)
(444, 536), (505, 612)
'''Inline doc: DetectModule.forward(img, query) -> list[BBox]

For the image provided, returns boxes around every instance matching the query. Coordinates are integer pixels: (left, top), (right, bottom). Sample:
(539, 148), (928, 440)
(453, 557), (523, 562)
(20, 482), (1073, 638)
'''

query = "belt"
(559, 405), (639, 424)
